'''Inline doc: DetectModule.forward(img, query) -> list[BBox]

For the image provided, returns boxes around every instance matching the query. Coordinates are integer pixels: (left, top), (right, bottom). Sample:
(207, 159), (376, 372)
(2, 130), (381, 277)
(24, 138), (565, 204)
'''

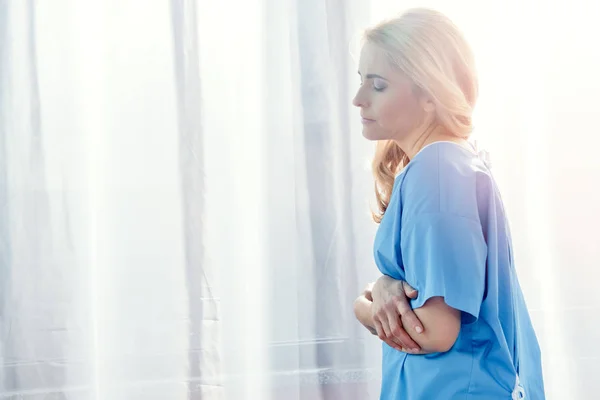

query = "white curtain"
(1, 1), (599, 399)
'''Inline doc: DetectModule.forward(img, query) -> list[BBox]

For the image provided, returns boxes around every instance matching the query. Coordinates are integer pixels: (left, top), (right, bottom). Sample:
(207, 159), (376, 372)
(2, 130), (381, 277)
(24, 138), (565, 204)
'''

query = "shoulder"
(400, 142), (491, 219)
(403, 142), (481, 190)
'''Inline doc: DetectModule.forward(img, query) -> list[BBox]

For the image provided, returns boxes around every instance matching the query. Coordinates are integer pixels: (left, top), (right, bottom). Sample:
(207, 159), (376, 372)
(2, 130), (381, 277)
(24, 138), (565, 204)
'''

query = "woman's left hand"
(371, 275), (423, 353)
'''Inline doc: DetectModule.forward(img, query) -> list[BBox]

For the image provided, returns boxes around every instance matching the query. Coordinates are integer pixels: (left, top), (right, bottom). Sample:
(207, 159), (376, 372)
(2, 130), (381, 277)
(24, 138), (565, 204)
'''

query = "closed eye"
(358, 72), (388, 92)
(373, 78), (387, 92)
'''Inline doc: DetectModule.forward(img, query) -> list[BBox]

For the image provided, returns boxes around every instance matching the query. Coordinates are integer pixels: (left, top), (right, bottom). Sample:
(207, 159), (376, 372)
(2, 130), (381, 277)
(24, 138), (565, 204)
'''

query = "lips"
(361, 117), (375, 124)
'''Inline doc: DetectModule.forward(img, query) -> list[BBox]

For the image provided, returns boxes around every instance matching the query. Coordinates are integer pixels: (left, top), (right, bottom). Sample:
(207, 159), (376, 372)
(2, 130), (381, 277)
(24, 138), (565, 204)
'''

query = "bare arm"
(372, 276), (461, 354)
(355, 293), (411, 352)
(353, 295), (378, 336)
(354, 281), (426, 352)
(401, 297), (460, 353)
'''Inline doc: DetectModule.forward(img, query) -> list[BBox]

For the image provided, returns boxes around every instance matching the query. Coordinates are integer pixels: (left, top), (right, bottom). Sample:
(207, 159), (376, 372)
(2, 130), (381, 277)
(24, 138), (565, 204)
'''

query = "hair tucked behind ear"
(364, 8), (478, 223)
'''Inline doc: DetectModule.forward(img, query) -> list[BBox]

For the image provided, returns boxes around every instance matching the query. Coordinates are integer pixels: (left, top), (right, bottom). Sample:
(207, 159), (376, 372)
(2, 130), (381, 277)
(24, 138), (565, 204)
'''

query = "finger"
(395, 296), (424, 335)
(377, 310), (393, 338)
(387, 310), (420, 352)
(384, 312), (407, 348)
(399, 306), (424, 335)
(373, 316), (386, 341)
(384, 338), (404, 352)
(375, 319), (401, 351)
(402, 281), (418, 299)
(388, 315), (412, 351)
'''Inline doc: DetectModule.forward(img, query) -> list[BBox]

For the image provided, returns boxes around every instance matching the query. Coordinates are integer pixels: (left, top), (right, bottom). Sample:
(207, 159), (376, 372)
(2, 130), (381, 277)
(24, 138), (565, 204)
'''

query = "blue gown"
(374, 141), (545, 399)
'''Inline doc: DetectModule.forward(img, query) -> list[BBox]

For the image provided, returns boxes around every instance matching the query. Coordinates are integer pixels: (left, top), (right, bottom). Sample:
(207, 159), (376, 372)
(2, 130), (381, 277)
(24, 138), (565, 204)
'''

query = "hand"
(371, 276), (423, 353)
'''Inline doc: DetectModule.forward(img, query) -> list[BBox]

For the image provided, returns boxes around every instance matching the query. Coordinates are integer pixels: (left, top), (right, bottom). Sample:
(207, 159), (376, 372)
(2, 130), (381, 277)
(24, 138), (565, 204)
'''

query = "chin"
(362, 128), (383, 141)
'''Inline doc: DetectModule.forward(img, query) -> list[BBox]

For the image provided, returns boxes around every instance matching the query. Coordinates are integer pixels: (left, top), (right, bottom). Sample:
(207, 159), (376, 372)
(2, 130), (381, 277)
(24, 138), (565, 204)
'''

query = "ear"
(421, 97), (435, 113)
(412, 84), (435, 113)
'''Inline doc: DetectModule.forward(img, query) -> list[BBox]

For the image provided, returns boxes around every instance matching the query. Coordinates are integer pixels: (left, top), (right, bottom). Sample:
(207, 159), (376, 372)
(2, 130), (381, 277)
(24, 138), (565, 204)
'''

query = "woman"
(352, 8), (545, 399)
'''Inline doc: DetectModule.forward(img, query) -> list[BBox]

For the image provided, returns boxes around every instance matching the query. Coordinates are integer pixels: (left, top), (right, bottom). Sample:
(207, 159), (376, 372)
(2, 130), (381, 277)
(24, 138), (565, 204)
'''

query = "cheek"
(377, 93), (420, 131)
(376, 96), (406, 129)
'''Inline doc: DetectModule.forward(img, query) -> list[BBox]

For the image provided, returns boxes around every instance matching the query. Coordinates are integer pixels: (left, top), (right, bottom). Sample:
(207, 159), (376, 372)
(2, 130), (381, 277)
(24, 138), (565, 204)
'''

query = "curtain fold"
(170, 0), (214, 398)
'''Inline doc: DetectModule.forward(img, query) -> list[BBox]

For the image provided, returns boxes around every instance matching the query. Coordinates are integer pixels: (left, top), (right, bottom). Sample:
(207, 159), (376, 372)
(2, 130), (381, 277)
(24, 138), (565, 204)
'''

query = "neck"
(395, 123), (467, 161)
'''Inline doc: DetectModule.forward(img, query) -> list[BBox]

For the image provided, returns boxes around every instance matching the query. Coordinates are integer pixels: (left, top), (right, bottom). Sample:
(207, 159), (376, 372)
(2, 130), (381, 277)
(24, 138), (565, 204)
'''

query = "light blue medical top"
(374, 142), (544, 399)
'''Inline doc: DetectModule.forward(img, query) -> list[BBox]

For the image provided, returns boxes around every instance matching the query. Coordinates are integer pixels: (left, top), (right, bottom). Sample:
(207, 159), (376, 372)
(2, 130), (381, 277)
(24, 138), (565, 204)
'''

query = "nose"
(352, 86), (368, 108)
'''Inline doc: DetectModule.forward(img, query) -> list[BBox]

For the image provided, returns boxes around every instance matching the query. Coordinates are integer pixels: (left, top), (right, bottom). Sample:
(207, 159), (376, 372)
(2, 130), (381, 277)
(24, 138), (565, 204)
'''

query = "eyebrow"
(357, 71), (388, 81)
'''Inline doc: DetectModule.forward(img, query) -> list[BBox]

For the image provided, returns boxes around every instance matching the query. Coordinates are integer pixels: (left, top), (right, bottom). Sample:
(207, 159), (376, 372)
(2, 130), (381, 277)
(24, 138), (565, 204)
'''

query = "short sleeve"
(401, 213), (487, 323)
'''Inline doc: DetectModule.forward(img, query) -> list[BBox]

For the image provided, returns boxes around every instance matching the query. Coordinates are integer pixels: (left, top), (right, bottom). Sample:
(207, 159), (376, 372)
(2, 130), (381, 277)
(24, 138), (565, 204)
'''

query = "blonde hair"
(364, 8), (479, 223)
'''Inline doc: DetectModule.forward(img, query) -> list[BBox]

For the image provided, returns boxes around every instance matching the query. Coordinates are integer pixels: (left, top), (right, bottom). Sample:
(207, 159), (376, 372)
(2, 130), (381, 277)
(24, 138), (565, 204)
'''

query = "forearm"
(400, 298), (461, 353)
(356, 295), (437, 354)
(353, 295), (377, 335)
(372, 276), (460, 353)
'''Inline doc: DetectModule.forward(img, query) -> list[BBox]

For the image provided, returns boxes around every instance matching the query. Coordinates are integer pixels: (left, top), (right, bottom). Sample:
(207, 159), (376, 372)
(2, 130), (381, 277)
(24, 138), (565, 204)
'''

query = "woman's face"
(353, 42), (430, 142)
